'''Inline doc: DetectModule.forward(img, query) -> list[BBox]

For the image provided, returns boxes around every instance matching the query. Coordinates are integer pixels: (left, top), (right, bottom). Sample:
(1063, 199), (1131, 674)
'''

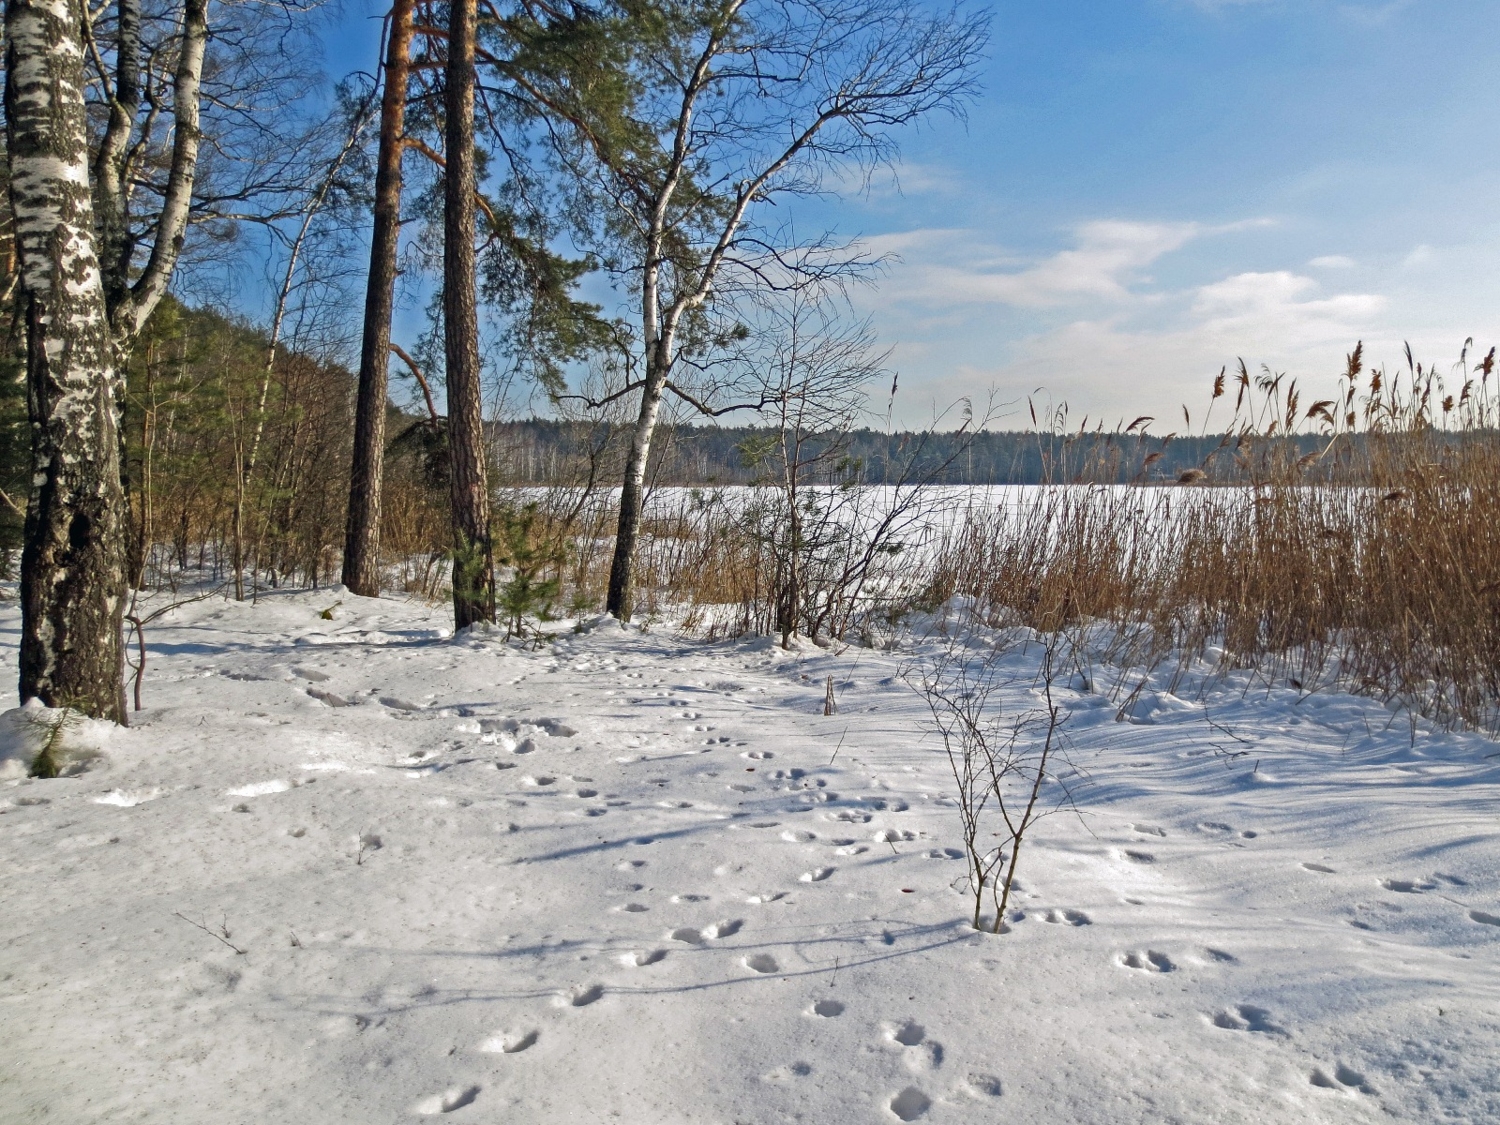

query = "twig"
(173, 911), (247, 955)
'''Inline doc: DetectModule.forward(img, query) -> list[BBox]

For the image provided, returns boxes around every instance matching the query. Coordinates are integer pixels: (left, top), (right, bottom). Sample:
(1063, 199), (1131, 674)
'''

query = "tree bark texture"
(6, 0), (129, 724)
(605, 346), (667, 621)
(443, 0), (493, 628)
(341, 0), (416, 598)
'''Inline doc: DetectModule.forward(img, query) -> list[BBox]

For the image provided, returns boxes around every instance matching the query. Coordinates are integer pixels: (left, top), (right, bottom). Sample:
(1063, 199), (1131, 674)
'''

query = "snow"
(1, 586), (1498, 1123)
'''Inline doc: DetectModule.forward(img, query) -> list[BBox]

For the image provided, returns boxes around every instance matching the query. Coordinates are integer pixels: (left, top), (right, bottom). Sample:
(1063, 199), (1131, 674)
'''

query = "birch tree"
(515, 0), (988, 619)
(5, 0), (304, 726)
(6, 0), (134, 723)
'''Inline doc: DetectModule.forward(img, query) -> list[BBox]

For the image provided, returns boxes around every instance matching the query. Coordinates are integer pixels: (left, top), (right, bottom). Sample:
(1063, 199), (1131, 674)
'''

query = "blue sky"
(319, 0), (1500, 428)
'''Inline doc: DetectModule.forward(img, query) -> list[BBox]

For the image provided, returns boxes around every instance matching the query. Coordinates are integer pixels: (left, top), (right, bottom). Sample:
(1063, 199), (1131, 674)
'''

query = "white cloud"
(1191, 270), (1384, 346)
(867, 220), (1209, 309)
(866, 226), (1387, 425)
(1402, 244), (1436, 269)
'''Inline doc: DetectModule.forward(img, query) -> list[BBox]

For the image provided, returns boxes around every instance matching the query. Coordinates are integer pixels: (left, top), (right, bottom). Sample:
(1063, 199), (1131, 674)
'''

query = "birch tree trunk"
(443, 0), (494, 628)
(6, 0), (128, 725)
(342, 0), (415, 598)
(605, 346), (667, 621)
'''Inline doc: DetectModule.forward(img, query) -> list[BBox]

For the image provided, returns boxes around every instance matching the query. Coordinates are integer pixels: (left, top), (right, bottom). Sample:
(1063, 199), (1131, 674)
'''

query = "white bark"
(6, 0), (129, 725)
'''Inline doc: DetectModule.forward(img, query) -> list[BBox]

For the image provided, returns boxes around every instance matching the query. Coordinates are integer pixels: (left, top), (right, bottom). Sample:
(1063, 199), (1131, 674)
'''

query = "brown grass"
(926, 343), (1500, 734)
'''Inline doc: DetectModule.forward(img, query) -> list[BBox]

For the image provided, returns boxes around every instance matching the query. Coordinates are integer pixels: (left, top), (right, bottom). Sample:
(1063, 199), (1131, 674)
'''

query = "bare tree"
(517, 0), (989, 620)
(738, 292), (885, 646)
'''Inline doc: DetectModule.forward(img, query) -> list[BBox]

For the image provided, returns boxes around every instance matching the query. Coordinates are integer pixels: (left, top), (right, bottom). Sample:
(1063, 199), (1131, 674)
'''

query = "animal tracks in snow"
(1310, 1063), (1376, 1095)
(412, 1085), (480, 1114)
(888, 1086), (932, 1120)
(669, 919), (741, 943)
(622, 949), (667, 967)
(478, 1029), (537, 1054)
(886, 1020), (926, 1047)
(1211, 1004), (1284, 1035)
(561, 983), (604, 1007)
(1119, 950), (1174, 972)
(1040, 908), (1091, 926)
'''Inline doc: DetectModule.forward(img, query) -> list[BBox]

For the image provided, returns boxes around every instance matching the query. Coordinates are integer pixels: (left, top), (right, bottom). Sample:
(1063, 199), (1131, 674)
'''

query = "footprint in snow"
(621, 949), (667, 967)
(800, 867), (834, 883)
(478, 1030), (537, 1054)
(1211, 1004), (1283, 1034)
(412, 1086), (480, 1114)
(781, 829), (816, 843)
(1119, 950), (1174, 972)
(1381, 877), (1435, 893)
(1131, 824), (1167, 837)
(703, 919), (742, 938)
(1122, 850), (1156, 864)
(926, 848), (964, 860)
(744, 750), (773, 759)
(962, 1073), (1003, 1098)
(616, 903), (649, 913)
(888, 1086), (932, 1121)
(1469, 910), (1500, 926)
(744, 953), (779, 973)
(670, 894), (709, 904)
(811, 999), (844, 1017)
(670, 927), (704, 944)
(746, 892), (783, 904)
(1302, 863), (1336, 874)
(1040, 909), (1091, 926)
(562, 984), (603, 1007)
(886, 1020), (926, 1047)
(1311, 1063), (1375, 1095)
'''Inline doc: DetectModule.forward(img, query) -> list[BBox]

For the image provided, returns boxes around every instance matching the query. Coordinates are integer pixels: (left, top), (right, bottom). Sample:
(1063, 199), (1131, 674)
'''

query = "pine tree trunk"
(342, 0), (415, 598)
(443, 0), (493, 629)
(6, 0), (128, 724)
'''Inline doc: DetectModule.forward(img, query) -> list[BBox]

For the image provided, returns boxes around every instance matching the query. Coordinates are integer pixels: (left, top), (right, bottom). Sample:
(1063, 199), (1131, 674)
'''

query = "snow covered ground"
(1, 587), (1498, 1124)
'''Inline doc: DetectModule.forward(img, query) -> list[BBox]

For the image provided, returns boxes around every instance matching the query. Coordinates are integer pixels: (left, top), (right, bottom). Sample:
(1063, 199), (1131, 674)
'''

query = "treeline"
(495, 420), (1333, 486)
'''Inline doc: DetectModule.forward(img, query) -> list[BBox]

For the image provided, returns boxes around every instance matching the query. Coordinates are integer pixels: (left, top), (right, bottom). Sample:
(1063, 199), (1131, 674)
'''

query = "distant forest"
(489, 419), (1332, 486)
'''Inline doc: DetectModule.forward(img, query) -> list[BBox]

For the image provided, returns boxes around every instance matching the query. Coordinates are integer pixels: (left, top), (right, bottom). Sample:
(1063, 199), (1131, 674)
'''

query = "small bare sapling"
(909, 639), (1072, 933)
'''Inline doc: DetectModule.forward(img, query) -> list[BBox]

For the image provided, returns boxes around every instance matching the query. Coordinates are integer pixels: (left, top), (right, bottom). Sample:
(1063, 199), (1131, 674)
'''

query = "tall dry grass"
(927, 343), (1500, 734)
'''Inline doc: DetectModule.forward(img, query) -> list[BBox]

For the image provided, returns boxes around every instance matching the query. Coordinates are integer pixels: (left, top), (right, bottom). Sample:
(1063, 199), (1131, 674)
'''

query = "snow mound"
(0, 700), (115, 779)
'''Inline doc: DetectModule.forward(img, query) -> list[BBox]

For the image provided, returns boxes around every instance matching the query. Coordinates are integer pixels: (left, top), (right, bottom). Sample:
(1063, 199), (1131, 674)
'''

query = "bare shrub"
(907, 628), (1072, 933)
